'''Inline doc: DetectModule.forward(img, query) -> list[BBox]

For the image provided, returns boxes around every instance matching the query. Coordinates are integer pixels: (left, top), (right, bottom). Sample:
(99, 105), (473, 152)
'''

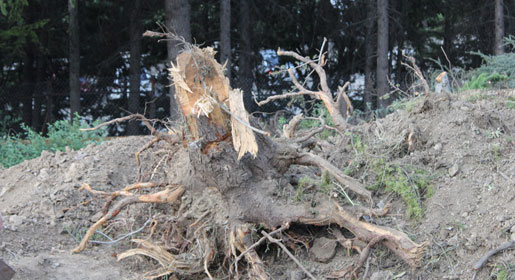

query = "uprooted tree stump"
(72, 40), (427, 279)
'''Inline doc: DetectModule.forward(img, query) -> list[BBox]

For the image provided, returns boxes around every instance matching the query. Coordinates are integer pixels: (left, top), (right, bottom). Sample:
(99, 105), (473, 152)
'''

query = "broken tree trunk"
(74, 41), (427, 279)
(167, 46), (425, 277)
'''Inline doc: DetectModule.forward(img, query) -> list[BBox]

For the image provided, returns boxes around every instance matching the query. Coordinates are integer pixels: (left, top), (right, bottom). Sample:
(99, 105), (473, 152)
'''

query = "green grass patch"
(369, 160), (434, 220)
(0, 114), (106, 168)
(465, 91), (493, 103)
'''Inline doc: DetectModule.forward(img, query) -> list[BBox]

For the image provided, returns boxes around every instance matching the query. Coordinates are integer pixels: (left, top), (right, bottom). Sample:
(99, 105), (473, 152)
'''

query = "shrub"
(0, 114), (106, 168)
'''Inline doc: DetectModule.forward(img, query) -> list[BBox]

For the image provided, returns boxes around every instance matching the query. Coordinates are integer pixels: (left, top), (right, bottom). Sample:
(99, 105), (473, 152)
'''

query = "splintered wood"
(229, 89), (258, 159)
(170, 46), (258, 159)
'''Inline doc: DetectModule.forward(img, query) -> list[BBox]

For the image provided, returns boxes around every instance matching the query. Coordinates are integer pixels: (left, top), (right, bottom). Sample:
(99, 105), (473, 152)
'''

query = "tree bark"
(238, 0), (254, 112)
(165, 0), (192, 120)
(443, 0), (453, 60)
(128, 0), (143, 135)
(22, 51), (34, 126)
(494, 0), (505, 55)
(376, 0), (389, 110)
(68, 0), (80, 119)
(364, 0), (376, 111)
(220, 0), (231, 81)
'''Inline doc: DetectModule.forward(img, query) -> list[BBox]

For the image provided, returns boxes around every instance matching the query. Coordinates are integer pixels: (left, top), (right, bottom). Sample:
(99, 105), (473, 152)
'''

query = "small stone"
(433, 143), (442, 151)
(38, 168), (50, 180)
(448, 163), (460, 177)
(510, 225), (515, 233)
(9, 215), (24, 227)
(461, 212), (468, 218)
(310, 237), (337, 263)
(290, 270), (305, 280)
(439, 227), (449, 239)
(510, 233), (515, 241)
(370, 271), (391, 280)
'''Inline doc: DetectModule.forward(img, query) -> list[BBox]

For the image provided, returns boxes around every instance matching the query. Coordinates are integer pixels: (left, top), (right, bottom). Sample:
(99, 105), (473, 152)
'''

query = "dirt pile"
(0, 89), (513, 279)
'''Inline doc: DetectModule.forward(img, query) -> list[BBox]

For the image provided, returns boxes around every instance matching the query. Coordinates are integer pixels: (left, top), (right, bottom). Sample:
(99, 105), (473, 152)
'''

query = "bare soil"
(1, 89), (514, 280)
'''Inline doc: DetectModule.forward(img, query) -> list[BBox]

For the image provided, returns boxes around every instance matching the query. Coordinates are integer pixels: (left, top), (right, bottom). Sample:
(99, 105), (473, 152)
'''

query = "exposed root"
(230, 224), (268, 280)
(293, 151), (372, 201)
(72, 184), (185, 253)
(136, 137), (161, 182)
(300, 202), (428, 268)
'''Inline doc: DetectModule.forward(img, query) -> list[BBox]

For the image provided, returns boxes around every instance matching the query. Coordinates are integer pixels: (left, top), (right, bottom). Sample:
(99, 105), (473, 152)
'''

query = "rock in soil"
(310, 237), (337, 263)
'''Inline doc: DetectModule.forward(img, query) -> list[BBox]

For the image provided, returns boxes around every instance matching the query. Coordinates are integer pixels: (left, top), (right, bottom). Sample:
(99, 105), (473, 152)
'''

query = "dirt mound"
(0, 90), (514, 279)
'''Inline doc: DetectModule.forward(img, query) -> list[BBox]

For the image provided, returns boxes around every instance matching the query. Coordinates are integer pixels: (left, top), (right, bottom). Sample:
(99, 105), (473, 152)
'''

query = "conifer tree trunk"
(165, 0), (192, 120)
(68, 0), (80, 119)
(128, 0), (142, 135)
(364, 0), (376, 111)
(220, 0), (231, 81)
(376, 0), (389, 110)
(494, 0), (505, 55)
(238, 0), (254, 112)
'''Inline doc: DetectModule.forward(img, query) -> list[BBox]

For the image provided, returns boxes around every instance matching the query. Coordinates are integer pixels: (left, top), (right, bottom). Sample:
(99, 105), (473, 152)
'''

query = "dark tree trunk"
(443, 0), (453, 60)
(376, 0), (389, 110)
(22, 52), (35, 126)
(165, 0), (192, 120)
(364, 0), (376, 111)
(68, 0), (80, 119)
(220, 0), (231, 81)
(494, 0), (505, 55)
(128, 0), (142, 135)
(395, 0), (406, 90)
(32, 53), (46, 132)
(238, 0), (255, 112)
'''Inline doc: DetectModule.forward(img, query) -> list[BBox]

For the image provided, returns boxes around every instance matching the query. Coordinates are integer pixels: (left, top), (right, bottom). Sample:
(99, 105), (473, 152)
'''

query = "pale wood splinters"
(72, 186), (185, 253)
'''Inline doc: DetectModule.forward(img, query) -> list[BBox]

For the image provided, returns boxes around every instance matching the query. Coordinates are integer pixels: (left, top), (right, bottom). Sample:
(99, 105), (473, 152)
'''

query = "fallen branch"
(473, 241), (515, 271)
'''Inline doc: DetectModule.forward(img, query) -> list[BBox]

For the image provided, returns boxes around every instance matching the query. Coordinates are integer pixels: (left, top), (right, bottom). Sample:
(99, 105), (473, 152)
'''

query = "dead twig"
(136, 137), (161, 182)
(261, 230), (317, 280)
(232, 224), (289, 265)
(90, 219), (153, 245)
(257, 38), (349, 132)
(401, 55), (430, 94)
(473, 241), (515, 271)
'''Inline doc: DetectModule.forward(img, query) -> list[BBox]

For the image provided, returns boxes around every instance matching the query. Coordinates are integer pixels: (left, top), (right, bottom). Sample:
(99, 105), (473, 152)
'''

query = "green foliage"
(0, 114), (106, 168)
(0, 110), (21, 137)
(295, 172), (334, 201)
(388, 97), (421, 113)
(490, 263), (512, 280)
(462, 47), (515, 90)
(507, 96), (515, 110)
(465, 91), (493, 103)
(462, 72), (508, 90)
(369, 160), (433, 220)
(343, 133), (367, 176)
(0, 0), (48, 59)
(296, 176), (315, 201)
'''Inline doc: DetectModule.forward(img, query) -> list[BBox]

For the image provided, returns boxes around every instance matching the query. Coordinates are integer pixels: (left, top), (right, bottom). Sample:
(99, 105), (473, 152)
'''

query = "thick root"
(300, 202), (427, 269)
(230, 224), (268, 280)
